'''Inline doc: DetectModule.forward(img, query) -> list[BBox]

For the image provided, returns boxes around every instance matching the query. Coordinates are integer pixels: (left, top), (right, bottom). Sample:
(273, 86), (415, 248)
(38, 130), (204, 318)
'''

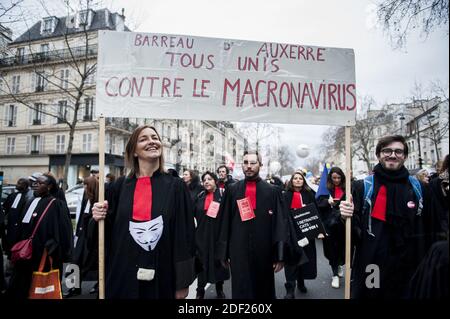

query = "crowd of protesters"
(0, 128), (448, 300)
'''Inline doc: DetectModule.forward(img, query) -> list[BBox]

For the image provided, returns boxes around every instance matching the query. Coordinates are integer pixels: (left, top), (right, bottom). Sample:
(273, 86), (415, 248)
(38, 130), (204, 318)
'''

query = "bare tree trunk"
(62, 90), (82, 190)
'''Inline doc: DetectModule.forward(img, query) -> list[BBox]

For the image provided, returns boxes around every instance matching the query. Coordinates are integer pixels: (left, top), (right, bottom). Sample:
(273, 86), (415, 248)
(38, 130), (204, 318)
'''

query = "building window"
(56, 135), (65, 153)
(79, 10), (88, 26)
(58, 100), (67, 123)
(16, 47), (25, 63)
(12, 75), (20, 93)
(431, 150), (436, 164)
(33, 103), (43, 125)
(40, 43), (49, 55)
(42, 18), (53, 33)
(7, 105), (17, 127)
(35, 72), (47, 92)
(84, 97), (94, 121)
(60, 69), (69, 89)
(6, 137), (15, 154)
(85, 69), (96, 85)
(31, 135), (40, 154)
(83, 133), (92, 152)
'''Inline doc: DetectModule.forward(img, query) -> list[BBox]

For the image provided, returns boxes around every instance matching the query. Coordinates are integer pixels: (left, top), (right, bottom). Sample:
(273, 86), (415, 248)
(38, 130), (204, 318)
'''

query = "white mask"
(129, 215), (163, 251)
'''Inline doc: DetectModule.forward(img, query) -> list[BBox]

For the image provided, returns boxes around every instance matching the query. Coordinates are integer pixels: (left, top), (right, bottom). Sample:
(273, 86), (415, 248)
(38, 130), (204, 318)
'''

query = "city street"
(63, 239), (344, 300)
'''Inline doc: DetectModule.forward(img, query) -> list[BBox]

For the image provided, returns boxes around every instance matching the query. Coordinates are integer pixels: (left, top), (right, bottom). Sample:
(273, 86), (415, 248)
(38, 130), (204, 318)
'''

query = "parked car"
(65, 184), (84, 219)
(1, 184), (16, 207)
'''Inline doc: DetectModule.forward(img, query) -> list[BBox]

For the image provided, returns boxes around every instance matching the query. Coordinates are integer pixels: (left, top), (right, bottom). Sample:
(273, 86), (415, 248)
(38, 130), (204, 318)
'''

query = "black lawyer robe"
(7, 195), (73, 299)
(317, 188), (345, 268)
(216, 178), (288, 299)
(194, 189), (230, 285)
(73, 195), (97, 276)
(3, 190), (31, 257)
(91, 172), (196, 299)
(282, 190), (318, 279)
(350, 178), (438, 299)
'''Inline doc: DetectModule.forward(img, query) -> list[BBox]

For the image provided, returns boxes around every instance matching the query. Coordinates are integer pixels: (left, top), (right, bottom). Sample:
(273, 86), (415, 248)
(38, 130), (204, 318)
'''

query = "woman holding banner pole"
(91, 125), (196, 299)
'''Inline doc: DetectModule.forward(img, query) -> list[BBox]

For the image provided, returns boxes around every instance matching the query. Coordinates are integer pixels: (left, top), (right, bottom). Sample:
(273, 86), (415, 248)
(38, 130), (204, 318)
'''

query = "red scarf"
(245, 181), (257, 210)
(371, 184), (387, 222)
(334, 186), (344, 200)
(132, 177), (152, 221)
(291, 191), (304, 209)
(204, 192), (214, 211)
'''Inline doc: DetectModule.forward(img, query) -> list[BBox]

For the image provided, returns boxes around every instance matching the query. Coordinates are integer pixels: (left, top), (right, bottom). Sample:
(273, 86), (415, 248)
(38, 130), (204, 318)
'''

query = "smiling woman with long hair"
(91, 125), (196, 299)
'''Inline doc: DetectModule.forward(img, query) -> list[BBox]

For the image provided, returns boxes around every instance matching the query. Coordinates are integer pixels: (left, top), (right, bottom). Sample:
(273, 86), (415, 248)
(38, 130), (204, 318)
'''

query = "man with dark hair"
(339, 135), (440, 299)
(216, 165), (236, 195)
(2, 178), (33, 258)
(6, 174), (73, 298)
(216, 150), (288, 298)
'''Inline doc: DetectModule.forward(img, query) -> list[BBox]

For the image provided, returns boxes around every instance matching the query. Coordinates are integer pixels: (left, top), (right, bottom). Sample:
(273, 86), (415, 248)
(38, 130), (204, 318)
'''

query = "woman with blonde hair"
(416, 168), (430, 184)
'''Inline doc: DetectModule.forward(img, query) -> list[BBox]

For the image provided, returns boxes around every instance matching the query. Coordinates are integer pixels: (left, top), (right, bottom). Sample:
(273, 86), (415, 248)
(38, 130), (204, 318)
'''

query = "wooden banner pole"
(98, 116), (105, 299)
(344, 126), (352, 299)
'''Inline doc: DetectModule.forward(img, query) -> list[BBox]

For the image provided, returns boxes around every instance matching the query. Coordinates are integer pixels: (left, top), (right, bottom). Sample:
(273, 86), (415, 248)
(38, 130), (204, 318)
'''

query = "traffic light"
(418, 157), (423, 168)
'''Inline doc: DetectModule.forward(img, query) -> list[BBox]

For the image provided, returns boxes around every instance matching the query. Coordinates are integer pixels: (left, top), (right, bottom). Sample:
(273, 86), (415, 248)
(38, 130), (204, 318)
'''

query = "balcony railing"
(0, 45), (98, 68)
(105, 118), (138, 132)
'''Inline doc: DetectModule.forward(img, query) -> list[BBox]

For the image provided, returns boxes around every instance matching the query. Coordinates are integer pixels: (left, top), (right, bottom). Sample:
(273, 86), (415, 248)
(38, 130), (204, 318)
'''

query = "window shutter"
(26, 136), (31, 154)
(54, 103), (59, 124)
(28, 107), (33, 125)
(2, 105), (7, 128)
(41, 105), (46, 124)
(92, 98), (97, 120)
(31, 73), (36, 92)
(12, 106), (17, 126)
(43, 71), (48, 90)
(40, 135), (45, 153)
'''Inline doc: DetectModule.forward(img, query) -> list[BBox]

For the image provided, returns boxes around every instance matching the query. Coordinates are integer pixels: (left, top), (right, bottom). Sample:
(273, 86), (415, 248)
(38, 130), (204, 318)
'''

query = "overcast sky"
(106, 0), (449, 166)
(10, 0), (449, 167)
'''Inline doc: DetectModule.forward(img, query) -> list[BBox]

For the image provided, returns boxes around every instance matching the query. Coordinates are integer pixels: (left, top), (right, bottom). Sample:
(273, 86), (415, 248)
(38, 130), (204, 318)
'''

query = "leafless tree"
(410, 80), (449, 163)
(277, 145), (296, 177)
(237, 122), (276, 152)
(377, 0), (449, 48)
(0, 0), (24, 24)
(321, 95), (394, 172)
(0, 0), (99, 189)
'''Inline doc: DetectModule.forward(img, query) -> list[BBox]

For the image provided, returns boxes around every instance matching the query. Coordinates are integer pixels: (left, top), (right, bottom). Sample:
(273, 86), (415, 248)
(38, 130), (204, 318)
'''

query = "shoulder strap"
(363, 175), (374, 204)
(30, 198), (56, 239)
(408, 175), (423, 215)
(408, 176), (423, 200)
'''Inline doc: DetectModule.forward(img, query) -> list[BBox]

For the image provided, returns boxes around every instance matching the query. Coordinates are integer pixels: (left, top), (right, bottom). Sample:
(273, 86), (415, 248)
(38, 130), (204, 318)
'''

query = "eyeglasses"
(381, 148), (405, 157)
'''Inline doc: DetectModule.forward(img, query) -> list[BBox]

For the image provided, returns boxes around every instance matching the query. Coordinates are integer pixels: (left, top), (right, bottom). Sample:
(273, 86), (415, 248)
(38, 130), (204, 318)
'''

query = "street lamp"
(399, 113), (405, 135)
(415, 119), (423, 169)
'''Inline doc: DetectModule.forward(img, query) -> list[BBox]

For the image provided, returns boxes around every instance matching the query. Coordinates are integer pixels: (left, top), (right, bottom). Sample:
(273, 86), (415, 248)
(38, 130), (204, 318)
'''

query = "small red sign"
(237, 197), (256, 221)
(206, 201), (220, 218)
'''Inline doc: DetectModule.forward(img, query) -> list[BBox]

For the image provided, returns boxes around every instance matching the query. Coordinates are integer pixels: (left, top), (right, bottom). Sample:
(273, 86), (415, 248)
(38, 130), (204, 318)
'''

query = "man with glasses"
(216, 150), (287, 299)
(339, 135), (439, 299)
